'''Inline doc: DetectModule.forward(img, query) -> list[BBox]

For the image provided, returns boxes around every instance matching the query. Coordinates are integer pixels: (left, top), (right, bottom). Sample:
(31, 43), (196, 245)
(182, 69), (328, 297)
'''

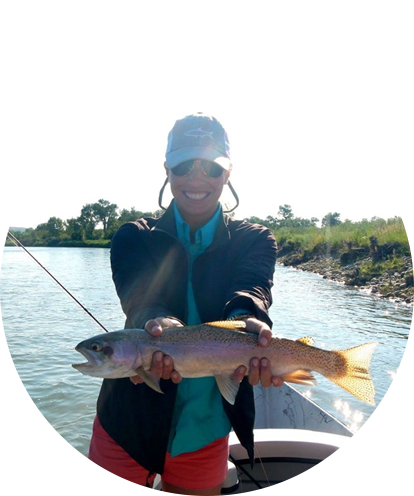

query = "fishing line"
(6, 231), (109, 333)
(229, 454), (264, 490)
(254, 444), (271, 487)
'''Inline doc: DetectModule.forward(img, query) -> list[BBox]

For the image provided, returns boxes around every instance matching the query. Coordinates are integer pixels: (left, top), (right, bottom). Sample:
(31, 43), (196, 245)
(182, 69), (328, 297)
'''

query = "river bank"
(5, 238), (111, 248)
(277, 251), (413, 305)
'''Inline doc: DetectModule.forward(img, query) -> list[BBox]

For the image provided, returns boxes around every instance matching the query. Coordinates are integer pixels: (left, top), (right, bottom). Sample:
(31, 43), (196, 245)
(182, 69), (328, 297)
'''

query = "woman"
(89, 113), (282, 494)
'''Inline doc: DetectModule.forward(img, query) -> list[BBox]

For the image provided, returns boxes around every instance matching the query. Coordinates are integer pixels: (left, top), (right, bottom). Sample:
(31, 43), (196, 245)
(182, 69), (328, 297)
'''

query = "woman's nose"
(187, 159), (205, 179)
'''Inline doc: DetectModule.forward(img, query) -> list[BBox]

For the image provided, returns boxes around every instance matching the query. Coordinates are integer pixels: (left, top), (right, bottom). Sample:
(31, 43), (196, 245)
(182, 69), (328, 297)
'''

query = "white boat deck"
(154, 384), (352, 492)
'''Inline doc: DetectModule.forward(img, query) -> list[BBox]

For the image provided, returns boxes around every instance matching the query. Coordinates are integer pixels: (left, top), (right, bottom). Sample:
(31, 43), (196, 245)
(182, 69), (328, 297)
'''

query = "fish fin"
(206, 320), (247, 330)
(282, 370), (317, 386)
(215, 375), (241, 405)
(325, 343), (378, 405)
(133, 368), (164, 394)
(296, 336), (315, 346)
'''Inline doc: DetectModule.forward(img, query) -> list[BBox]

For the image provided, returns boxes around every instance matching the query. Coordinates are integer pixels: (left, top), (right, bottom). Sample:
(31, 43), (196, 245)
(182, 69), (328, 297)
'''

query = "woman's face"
(165, 159), (231, 230)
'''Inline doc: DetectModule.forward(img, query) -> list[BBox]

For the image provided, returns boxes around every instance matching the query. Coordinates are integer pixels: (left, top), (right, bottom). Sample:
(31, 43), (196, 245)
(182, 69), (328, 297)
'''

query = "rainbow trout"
(73, 320), (378, 405)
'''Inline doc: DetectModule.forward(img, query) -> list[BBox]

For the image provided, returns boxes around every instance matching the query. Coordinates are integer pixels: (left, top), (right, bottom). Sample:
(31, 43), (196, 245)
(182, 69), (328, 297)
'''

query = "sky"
(1, 1), (413, 234)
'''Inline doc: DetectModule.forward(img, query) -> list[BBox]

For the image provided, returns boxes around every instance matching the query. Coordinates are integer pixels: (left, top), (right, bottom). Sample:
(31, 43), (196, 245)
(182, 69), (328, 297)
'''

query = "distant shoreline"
(5, 241), (413, 305)
(277, 252), (413, 305)
(5, 240), (111, 248)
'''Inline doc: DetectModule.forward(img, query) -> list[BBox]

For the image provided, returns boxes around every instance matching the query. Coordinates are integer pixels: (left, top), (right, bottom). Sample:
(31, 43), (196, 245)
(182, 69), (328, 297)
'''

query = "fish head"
(72, 331), (142, 379)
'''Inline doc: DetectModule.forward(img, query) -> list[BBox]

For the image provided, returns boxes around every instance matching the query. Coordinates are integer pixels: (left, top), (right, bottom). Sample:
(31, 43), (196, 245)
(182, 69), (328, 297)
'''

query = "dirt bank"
(277, 254), (413, 305)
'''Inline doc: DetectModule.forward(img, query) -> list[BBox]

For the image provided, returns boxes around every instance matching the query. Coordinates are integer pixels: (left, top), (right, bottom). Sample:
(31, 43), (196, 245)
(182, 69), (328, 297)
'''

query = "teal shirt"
(167, 201), (232, 457)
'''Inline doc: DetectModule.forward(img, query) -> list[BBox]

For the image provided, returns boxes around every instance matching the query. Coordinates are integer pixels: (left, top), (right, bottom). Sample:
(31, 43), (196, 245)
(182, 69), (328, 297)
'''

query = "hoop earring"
(223, 181), (240, 213)
(158, 177), (169, 211)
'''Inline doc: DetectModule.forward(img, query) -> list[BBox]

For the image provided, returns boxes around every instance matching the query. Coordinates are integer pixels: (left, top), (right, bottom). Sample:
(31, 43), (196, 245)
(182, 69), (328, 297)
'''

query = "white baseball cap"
(165, 113), (231, 170)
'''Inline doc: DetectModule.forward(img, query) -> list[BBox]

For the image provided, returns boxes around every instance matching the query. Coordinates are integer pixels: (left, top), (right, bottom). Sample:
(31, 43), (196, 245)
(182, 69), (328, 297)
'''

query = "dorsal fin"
(296, 336), (315, 346)
(205, 320), (247, 330)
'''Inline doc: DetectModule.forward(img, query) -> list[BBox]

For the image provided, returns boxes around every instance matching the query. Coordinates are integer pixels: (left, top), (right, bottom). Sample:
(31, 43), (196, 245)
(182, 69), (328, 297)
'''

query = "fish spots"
(104, 345), (114, 357)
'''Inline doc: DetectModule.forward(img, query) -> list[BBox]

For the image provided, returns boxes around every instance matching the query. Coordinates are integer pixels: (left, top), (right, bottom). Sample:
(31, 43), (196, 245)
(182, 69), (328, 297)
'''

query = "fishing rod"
(6, 231), (109, 333)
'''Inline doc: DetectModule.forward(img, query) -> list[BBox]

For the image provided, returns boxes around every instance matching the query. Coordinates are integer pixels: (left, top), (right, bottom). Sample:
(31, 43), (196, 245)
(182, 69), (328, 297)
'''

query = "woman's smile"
(182, 191), (210, 201)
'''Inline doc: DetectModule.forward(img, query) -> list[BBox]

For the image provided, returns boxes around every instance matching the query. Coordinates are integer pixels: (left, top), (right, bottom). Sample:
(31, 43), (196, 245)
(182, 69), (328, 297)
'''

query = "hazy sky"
(1, 1), (413, 234)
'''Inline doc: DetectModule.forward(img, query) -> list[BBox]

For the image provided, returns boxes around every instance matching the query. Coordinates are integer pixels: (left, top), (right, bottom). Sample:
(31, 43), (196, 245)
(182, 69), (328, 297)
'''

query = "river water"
(0, 247), (412, 457)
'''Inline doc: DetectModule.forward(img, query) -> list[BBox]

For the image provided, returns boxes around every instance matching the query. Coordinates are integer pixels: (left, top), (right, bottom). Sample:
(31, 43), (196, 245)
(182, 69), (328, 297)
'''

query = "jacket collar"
(152, 201), (178, 238)
(152, 200), (231, 249)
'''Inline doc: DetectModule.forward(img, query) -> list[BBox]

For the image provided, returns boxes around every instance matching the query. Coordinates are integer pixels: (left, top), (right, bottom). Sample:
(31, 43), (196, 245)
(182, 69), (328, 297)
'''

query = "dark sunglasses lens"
(203, 161), (224, 178)
(172, 160), (225, 178)
(172, 161), (194, 176)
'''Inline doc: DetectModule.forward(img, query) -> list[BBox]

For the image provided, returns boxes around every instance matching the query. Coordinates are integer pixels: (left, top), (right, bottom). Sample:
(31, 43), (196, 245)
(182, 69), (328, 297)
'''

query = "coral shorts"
(88, 416), (229, 490)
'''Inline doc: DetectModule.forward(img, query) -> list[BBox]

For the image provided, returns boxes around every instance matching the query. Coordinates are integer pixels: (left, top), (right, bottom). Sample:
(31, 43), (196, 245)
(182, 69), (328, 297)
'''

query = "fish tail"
(324, 342), (378, 405)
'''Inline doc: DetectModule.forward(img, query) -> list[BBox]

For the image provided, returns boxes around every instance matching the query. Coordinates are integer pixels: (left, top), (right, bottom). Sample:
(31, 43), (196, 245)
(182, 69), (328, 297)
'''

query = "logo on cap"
(184, 127), (214, 140)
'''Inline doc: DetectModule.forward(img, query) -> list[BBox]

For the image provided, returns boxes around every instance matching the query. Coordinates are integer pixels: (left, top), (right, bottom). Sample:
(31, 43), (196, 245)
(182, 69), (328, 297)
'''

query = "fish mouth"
(72, 362), (93, 370)
(72, 347), (100, 371)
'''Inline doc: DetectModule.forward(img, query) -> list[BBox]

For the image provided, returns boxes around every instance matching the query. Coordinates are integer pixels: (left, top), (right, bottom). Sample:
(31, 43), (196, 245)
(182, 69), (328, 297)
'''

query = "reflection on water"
(0, 248), (412, 455)
(270, 265), (412, 431)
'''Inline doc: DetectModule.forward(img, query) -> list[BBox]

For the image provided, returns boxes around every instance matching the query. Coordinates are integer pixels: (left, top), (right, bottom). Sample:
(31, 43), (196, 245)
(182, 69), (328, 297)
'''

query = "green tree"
(92, 199), (118, 238)
(275, 204), (295, 227)
(294, 216), (319, 227)
(118, 207), (142, 224)
(79, 204), (97, 239)
(66, 217), (84, 241)
(46, 217), (65, 238)
(278, 204), (294, 221)
(322, 212), (342, 227)
(10, 227), (37, 245)
(117, 207), (163, 225)
(243, 215), (269, 227)
(34, 222), (49, 241)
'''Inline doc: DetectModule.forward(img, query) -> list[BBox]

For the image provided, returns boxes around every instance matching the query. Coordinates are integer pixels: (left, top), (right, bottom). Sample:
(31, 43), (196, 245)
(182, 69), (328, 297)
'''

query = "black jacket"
(96, 202), (277, 475)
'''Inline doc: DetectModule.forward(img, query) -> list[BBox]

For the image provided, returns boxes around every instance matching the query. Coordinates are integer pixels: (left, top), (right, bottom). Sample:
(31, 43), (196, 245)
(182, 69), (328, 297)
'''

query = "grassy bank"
(5, 238), (111, 248)
(274, 217), (410, 258)
(274, 216), (413, 304)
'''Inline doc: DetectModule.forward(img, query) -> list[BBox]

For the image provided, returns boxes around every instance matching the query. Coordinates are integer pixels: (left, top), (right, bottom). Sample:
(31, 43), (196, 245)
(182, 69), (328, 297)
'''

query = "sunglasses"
(171, 159), (225, 178)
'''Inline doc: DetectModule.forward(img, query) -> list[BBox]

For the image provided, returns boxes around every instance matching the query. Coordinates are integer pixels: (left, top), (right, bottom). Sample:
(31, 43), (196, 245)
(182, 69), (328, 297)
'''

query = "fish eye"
(90, 342), (103, 352)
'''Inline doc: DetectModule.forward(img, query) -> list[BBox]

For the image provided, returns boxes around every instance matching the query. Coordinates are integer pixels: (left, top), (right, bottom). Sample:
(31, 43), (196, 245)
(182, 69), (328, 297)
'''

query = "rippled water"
(269, 266), (412, 431)
(0, 247), (412, 456)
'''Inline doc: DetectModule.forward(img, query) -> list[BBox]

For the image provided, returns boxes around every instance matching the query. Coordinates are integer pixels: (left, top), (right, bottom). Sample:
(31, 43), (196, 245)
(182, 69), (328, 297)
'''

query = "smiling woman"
(159, 113), (235, 231)
(86, 112), (281, 494)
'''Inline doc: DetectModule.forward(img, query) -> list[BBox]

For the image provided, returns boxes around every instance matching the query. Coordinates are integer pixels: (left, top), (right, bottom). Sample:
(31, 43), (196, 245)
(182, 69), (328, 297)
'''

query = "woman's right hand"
(130, 317), (183, 385)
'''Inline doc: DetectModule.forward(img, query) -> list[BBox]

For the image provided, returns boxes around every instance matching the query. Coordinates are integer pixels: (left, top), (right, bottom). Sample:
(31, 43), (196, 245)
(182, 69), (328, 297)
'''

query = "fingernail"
(252, 358), (259, 367)
(164, 357), (171, 366)
(261, 358), (268, 367)
(155, 352), (163, 362)
(152, 325), (160, 333)
(259, 337), (268, 346)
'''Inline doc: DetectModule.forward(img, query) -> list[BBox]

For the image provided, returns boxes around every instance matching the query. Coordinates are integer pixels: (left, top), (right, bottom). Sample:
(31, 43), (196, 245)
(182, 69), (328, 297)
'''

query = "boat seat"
(223, 429), (396, 494)
(221, 460), (239, 494)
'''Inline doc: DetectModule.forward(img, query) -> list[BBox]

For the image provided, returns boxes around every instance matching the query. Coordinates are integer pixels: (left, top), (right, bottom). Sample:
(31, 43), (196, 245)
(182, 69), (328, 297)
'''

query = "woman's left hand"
(232, 316), (284, 388)
(129, 317), (183, 385)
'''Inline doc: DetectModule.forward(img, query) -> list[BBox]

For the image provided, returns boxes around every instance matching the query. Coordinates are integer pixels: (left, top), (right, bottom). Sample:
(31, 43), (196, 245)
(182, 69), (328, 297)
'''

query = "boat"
(154, 383), (352, 492)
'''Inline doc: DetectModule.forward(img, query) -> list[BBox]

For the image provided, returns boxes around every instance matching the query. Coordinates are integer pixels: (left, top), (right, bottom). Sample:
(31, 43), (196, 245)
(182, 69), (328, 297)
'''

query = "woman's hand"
(130, 317), (183, 385)
(232, 316), (284, 388)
